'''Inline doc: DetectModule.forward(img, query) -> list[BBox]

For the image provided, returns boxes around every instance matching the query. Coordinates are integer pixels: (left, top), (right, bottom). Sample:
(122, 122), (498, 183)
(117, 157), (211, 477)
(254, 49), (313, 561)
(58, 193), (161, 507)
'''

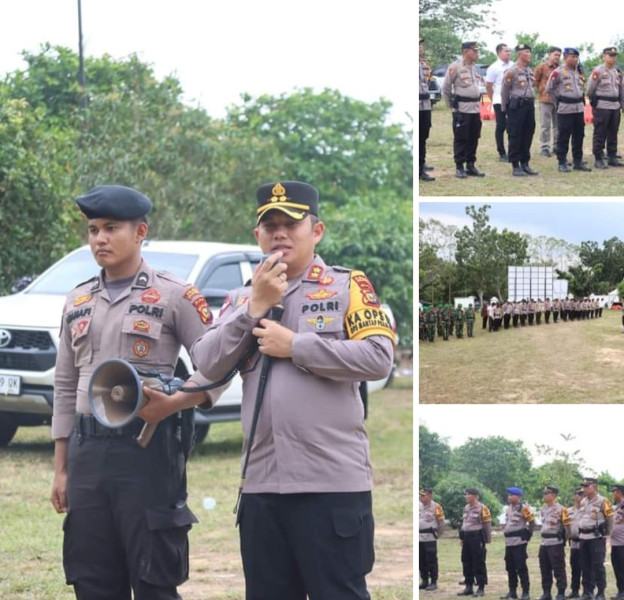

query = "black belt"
(75, 413), (143, 438)
(595, 95), (620, 102)
(579, 527), (600, 534)
(419, 93), (430, 100)
(504, 530), (525, 538)
(558, 96), (584, 104)
(420, 527), (436, 534)
(463, 530), (482, 537)
(541, 532), (561, 539)
(456, 95), (481, 102)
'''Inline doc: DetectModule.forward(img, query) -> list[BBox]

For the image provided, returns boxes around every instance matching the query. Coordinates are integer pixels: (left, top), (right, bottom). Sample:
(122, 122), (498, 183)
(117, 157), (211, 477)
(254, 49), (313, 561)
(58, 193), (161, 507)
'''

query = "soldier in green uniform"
(442, 304), (452, 341)
(466, 304), (476, 337)
(436, 303), (444, 338)
(455, 304), (465, 339)
(425, 307), (437, 342)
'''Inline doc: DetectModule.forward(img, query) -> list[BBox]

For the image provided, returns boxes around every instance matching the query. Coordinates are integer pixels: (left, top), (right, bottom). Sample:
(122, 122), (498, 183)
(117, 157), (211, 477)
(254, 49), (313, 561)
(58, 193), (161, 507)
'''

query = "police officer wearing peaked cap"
(420, 37), (435, 181)
(611, 484), (624, 600)
(51, 184), (224, 600)
(191, 180), (395, 600)
(420, 487), (446, 591)
(539, 485), (570, 600)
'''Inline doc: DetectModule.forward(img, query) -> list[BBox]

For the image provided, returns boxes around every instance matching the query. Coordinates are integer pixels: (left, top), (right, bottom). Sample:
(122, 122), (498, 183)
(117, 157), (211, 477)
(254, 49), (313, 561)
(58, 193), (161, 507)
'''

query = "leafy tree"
(419, 426), (452, 488)
(435, 472), (502, 529)
(452, 436), (533, 502)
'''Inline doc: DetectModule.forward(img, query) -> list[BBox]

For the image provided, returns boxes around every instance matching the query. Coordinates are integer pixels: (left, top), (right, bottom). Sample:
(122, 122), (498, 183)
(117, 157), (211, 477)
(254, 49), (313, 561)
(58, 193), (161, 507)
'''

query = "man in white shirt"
(486, 43), (514, 162)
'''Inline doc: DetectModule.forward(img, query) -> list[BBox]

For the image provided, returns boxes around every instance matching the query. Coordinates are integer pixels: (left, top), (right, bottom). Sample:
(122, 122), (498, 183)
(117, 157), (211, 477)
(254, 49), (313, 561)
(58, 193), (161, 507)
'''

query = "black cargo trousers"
(63, 413), (197, 600)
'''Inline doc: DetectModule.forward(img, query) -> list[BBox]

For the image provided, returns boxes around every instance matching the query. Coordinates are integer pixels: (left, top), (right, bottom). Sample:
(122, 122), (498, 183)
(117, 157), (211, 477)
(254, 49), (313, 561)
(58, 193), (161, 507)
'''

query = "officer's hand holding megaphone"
(139, 383), (205, 425)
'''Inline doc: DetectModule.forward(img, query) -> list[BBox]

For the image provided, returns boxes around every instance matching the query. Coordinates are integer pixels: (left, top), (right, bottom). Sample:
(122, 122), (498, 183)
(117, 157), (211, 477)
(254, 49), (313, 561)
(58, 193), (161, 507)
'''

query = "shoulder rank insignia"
(306, 264), (324, 281)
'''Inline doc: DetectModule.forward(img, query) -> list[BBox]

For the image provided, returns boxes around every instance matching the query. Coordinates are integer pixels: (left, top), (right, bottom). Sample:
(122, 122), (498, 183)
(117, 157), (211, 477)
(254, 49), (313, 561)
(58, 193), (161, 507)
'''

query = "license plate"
(0, 374), (21, 395)
(429, 92), (436, 99)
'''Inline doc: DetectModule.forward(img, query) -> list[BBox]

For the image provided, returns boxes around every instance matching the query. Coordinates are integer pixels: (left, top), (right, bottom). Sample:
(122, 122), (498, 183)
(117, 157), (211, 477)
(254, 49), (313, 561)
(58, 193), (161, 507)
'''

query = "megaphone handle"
(136, 422), (158, 448)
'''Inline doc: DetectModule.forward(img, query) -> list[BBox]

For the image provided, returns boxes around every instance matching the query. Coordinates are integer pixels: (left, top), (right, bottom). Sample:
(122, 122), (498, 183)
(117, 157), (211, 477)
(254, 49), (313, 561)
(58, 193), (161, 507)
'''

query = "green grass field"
(419, 309), (624, 403)
(418, 103), (624, 196)
(421, 533), (621, 599)
(0, 380), (413, 600)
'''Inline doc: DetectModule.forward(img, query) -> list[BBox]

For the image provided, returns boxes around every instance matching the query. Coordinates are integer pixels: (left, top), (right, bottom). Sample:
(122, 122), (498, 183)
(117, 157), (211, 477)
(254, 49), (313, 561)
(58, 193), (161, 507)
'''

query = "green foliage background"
(0, 45), (413, 344)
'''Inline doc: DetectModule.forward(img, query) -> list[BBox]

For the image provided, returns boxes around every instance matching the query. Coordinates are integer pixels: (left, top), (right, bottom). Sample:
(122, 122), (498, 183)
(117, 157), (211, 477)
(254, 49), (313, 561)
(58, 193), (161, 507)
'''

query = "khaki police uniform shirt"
(612, 500), (624, 547)
(504, 503), (535, 547)
(52, 260), (217, 439)
(501, 64), (536, 111)
(588, 65), (624, 111)
(568, 504), (582, 549)
(578, 494), (614, 539)
(540, 502), (569, 546)
(191, 255), (395, 494)
(546, 65), (586, 114)
(442, 59), (482, 114)
(461, 502), (492, 542)
(420, 58), (432, 111)
(419, 500), (445, 542)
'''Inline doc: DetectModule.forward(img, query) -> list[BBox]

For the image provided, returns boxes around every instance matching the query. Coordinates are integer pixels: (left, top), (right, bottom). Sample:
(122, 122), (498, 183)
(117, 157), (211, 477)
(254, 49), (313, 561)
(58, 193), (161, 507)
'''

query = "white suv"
(0, 241), (395, 446)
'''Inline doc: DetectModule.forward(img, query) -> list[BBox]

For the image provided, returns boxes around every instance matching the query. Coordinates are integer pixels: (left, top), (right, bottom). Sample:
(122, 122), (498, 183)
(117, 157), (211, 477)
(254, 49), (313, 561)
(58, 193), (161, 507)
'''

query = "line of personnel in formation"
(419, 299), (604, 343)
(419, 38), (624, 181)
(419, 479), (624, 600)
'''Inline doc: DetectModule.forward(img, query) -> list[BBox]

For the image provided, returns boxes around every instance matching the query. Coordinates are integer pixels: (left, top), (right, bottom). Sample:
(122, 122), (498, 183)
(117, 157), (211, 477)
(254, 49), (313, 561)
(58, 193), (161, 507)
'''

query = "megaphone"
(88, 359), (167, 448)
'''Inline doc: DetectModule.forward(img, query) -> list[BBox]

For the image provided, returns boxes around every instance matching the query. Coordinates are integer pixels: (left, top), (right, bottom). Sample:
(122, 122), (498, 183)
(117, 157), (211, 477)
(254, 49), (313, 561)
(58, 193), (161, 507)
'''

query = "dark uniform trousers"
(64, 415), (196, 600)
(528, 313), (535, 326)
(461, 531), (488, 587)
(420, 109), (432, 169)
(507, 101), (536, 165)
(453, 112), (482, 165)
(512, 314), (519, 327)
(580, 537), (607, 594)
(538, 544), (567, 593)
(504, 544), (530, 592)
(239, 491), (374, 600)
(592, 107), (620, 159)
(570, 547), (583, 594)
(494, 103), (508, 156)
(504, 314), (511, 329)
(553, 311), (559, 323)
(612, 546), (624, 593)
(520, 314), (527, 326)
(556, 112), (585, 164)
(545, 310), (551, 324)
(419, 541), (439, 584)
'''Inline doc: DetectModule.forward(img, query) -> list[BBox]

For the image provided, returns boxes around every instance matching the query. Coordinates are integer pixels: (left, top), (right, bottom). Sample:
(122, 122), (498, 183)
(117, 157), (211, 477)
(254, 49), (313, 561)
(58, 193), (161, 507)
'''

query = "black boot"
(420, 167), (435, 181)
(512, 165), (528, 176)
(595, 158), (609, 169)
(456, 164), (468, 178)
(566, 592), (579, 599)
(521, 592), (530, 600)
(573, 161), (592, 171)
(536, 593), (552, 600)
(424, 163), (434, 171)
(426, 583), (438, 591)
(458, 586), (475, 596)
(608, 156), (624, 167)
(420, 580), (430, 589)
(500, 591), (518, 599)
(474, 587), (485, 597)
(522, 163), (539, 175)
(555, 591), (566, 600)
(558, 162), (572, 173)
(466, 162), (486, 176)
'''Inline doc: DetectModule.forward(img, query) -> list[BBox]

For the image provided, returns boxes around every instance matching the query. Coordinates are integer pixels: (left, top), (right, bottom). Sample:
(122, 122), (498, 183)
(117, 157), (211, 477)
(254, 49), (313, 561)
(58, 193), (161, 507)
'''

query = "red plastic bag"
(584, 101), (593, 125)
(480, 96), (495, 120)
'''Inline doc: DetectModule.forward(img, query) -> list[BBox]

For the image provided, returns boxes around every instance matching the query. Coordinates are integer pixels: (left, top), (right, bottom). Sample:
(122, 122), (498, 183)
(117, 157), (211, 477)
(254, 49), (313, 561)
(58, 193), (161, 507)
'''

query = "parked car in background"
(428, 76), (442, 104)
(0, 241), (396, 446)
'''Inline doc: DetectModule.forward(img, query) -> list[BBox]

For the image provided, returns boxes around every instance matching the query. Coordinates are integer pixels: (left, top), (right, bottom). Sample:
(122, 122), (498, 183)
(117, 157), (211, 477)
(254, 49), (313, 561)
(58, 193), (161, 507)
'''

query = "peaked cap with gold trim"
(256, 180), (319, 223)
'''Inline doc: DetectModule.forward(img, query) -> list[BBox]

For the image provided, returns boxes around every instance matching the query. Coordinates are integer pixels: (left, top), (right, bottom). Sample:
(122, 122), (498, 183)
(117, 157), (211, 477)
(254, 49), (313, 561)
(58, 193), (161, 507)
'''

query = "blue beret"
(256, 181), (319, 223)
(76, 185), (153, 220)
(507, 487), (523, 496)
(564, 48), (579, 56)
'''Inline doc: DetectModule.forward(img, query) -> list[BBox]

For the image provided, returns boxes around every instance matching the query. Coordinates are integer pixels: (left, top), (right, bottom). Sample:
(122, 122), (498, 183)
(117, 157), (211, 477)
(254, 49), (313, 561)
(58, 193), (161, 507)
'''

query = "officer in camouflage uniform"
(611, 484), (624, 600)
(458, 488), (492, 597)
(501, 487), (536, 600)
(502, 44), (539, 177)
(442, 304), (452, 341)
(419, 38), (435, 181)
(425, 307), (437, 342)
(436, 303), (444, 338)
(466, 304), (476, 337)
(539, 485), (570, 600)
(567, 488), (586, 599)
(455, 304), (466, 339)
(578, 477), (615, 600)
(442, 41), (486, 179)
(419, 488), (446, 591)
(587, 47), (624, 169)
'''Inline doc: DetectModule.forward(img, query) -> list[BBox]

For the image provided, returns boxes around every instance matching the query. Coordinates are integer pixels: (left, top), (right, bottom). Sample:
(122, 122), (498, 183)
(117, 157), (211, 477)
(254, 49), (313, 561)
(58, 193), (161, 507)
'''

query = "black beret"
(465, 487), (479, 495)
(516, 44), (531, 52)
(256, 181), (319, 223)
(611, 484), (624, 493)
(604, 47), (618, 55)
(76, 185), (152, 220)
(462, 41), (479, 51)
(542, 485), (559, 495)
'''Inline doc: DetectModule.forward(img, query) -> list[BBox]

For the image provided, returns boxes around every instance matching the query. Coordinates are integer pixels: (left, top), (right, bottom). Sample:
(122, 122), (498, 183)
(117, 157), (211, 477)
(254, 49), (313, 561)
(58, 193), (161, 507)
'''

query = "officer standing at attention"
(455, 303), (466, 339)
(567, 488), (586, 600)
(50, 185), (220, 600)
(501, 487), (536, 600)
(578, 477), (615, 600)
(610, 485), (624, 600)
(458, 488), (492, 597)
(486, 43), (514, 162)
(191, 181), (395, 600)
(419, 38), (435, 182)
(465, 303), (476, 338)
(502, 44), (539, 176)
(587, 47), (624, 169)
(442, 41), (487, 179)
(546, 48), (592, 173)
(539, 485), (570, 600)
(419, 488), (446, 591)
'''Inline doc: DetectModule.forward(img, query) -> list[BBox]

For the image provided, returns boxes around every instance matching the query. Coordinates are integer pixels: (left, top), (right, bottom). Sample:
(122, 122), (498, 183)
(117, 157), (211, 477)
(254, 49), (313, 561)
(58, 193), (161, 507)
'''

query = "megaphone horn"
(87, 358), (160, 448)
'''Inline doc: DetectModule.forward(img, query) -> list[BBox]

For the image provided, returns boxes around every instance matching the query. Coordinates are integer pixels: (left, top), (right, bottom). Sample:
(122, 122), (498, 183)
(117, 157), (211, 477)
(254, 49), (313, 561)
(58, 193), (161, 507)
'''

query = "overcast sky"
(2, 0), (413, 124)
(419, 405), (624, 480)
(479, 0), (624, 58)
(419, 201), (624, 246)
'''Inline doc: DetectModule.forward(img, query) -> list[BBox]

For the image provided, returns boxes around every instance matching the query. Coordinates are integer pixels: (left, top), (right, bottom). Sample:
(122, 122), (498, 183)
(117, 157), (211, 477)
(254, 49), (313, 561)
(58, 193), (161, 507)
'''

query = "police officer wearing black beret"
(51, 185), (220, 600)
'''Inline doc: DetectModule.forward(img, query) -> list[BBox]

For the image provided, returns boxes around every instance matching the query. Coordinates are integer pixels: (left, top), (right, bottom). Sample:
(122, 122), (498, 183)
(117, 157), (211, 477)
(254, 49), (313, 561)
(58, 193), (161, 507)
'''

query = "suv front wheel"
(0, 417), (19, 447)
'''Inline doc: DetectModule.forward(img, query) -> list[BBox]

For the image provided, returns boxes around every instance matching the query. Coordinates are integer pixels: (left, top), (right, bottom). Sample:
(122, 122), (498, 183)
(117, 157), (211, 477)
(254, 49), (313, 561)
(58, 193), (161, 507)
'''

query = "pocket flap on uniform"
(122, 315), (163, 340)
(331, 508), (363, 538)
(145, 503), (198, 531)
